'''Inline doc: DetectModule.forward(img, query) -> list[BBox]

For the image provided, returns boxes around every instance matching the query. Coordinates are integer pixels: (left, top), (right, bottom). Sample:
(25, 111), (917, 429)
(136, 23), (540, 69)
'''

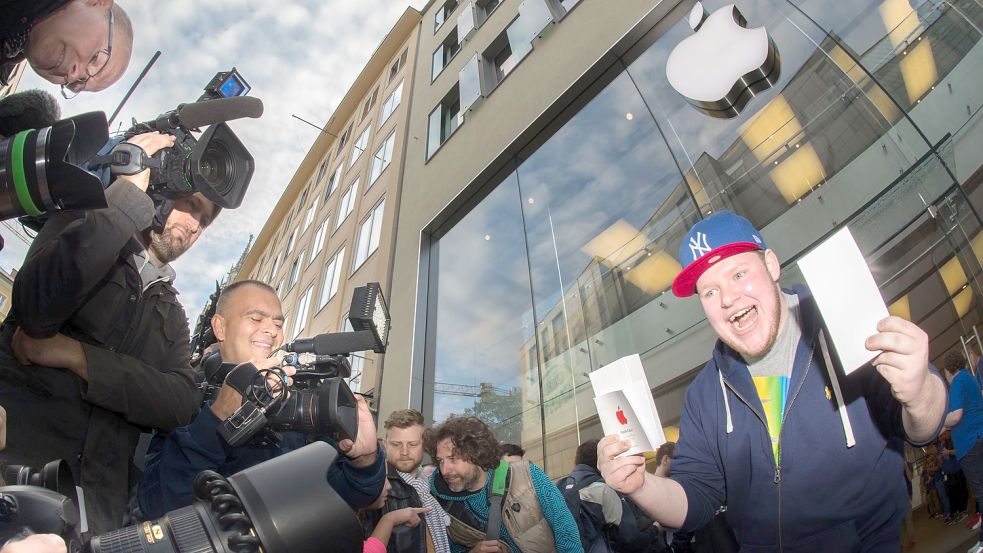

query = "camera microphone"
(0, 89), (61, 136)
(176, 96), (264, 129)
(281, 334), (337, 355)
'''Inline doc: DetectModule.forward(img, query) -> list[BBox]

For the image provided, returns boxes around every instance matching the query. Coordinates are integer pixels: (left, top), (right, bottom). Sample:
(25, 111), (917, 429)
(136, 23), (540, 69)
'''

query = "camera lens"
(198, 141), (234, 193)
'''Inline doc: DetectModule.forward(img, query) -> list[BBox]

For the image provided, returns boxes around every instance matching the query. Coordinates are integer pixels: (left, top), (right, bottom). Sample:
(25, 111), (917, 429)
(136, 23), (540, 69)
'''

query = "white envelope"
(590, 354), (666, 454)
(797, 226), (889, 374)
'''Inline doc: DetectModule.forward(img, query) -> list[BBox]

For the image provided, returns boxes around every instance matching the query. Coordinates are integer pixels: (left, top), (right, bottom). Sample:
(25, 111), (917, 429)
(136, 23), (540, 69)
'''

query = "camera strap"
(90, 141), (162, 176)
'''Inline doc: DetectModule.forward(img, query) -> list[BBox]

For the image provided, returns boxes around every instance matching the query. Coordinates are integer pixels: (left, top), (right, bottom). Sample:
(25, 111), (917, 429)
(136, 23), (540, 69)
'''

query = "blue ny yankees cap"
(671, 210), (767, 298)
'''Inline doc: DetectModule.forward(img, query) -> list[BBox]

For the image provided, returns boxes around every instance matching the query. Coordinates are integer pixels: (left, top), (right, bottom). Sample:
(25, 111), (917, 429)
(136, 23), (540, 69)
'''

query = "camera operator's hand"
(337, 394), (377, 467)
(210, 355), (292, 421)
(11, 328), (87, 379)
(0, 535), (67, 553)
(115, 132), (176, 192)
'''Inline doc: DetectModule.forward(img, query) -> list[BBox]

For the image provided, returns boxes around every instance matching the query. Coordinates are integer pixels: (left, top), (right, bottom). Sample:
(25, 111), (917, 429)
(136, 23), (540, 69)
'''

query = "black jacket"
(0, 180), (197, 533)
(361, 464), (427, 553)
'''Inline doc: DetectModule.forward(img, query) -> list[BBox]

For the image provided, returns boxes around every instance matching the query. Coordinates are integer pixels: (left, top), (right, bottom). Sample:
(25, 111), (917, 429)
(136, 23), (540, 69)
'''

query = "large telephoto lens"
(0, 112), (108, 222)
(89, 442), (362, 553)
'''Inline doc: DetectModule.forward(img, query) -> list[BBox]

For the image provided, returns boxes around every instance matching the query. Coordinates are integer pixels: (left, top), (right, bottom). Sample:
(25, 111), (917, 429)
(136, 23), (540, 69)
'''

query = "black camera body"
(122, 109), (254, 211)
(210, 353), (358, 448)
(0, 461), (84, 552)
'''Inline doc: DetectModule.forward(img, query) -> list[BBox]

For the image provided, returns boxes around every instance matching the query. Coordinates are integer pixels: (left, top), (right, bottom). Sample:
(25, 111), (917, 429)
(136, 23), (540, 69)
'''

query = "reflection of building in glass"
(371, 0), (982, 480)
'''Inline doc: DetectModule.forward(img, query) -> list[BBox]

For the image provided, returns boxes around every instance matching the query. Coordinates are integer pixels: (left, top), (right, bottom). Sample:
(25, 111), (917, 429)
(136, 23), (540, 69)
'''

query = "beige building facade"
(236, 8), (422, 397)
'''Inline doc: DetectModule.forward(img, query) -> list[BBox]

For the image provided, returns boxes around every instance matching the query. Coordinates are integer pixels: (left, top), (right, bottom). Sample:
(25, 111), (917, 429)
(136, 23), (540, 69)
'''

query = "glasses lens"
(61, 85), (81, 100)
(87, 50), (111, 78)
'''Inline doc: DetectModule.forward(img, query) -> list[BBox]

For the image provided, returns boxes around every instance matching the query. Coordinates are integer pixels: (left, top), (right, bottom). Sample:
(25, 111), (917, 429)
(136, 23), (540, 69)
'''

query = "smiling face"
(435, 438), (486, 493)
(696, 250), (786, 359)
(26, 1), (132, 92)
(212, 285), (285, 364)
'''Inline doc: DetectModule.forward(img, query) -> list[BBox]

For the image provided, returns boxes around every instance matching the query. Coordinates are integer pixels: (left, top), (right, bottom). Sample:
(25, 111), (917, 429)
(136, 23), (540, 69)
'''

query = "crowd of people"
(0, 1), (969, 552)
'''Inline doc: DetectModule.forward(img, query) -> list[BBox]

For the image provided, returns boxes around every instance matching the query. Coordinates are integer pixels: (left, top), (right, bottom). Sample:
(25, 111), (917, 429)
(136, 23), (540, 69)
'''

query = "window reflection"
(432, 173), (542, 452)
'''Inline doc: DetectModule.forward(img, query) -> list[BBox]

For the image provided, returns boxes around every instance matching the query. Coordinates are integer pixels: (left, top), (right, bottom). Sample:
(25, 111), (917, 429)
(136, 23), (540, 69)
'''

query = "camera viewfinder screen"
(220, 76), (249, 97)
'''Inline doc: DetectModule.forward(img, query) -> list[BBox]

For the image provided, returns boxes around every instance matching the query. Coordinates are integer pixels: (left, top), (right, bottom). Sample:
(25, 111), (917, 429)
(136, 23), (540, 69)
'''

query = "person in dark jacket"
(0, 131), (216, 533)
(1, 0), (133, 94)
(598, 211), (947, 552)
(559, 439), (664, 553)
(138, 280), (385, 518)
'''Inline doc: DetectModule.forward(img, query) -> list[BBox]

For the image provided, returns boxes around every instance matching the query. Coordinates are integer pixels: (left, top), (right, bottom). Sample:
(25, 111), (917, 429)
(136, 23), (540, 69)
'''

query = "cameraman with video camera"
(138, 280), (385, 519)
(2, 0), (133, 95)
(0, 128), (220, 534)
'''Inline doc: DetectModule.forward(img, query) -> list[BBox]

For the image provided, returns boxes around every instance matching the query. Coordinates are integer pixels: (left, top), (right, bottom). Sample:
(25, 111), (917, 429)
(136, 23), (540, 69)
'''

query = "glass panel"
(350, 127), (370, 168)
(432, 173), (544, 460)
(427, 105), (442, 159)
(318, 247), (345, 310)
(505, 15), (534, 63)
(458, 2), (476, 39)
(516, 0), (556, 41)
(516, 70), (694, 475)
(371, 132), (396, 184)
(459, 54), (483, 112)
(380, 82), (403, 125)
(293, 286), (314, 338)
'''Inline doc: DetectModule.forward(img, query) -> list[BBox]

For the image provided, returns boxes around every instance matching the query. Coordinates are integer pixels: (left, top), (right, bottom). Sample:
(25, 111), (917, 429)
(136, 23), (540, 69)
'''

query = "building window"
(336, 179), (359, 229)
(432, 28), (461, 81)
(315, 157), (330, 184)
(325, 165), (343, 200)
(275, 279), (284, 296)
(309, 219), (328, 263)
(292, 285), (314, 339)
(336, 122), (353, 156)
(369, 131), (396, 186)
(477, 0), (501, 22)
(379, 82), (403, 127)
(427, 86), (461, 159)
(353, 199), (385, 271)
(350, 126), (371, 169)
(434, 0), (459, 32)
(295, 188), (309, 217)
(304, 197), (319, 230)
(287, 252), (303, 290)
(318, 246), (346, 310)
(268, 253), (280, 281)
(485, 22), (528, 87)
(362, 86), (379, 119)
(285, 229), (297, 255)
(388, 48), (408, 83)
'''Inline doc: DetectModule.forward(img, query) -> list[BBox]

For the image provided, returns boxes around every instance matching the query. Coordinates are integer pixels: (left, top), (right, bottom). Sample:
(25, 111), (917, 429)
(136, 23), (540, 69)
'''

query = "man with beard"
(360, 409), (450, 553)
(598, 211), (947, 552)
(2, 0), (134, 95)
(427, 415), (582, 553)
(0, 131), (217, 533)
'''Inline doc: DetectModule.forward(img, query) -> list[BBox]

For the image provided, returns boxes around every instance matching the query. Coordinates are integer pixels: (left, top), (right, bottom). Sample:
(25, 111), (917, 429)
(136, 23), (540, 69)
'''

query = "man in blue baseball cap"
(598, 211), (947, 552)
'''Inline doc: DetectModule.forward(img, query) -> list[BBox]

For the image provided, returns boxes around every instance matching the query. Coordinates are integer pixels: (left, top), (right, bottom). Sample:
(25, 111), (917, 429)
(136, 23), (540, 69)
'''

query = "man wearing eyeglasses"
(1, 0), (133, 97)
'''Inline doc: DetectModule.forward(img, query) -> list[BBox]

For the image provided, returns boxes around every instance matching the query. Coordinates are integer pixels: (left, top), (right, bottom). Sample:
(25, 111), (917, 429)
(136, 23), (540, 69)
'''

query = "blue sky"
(4, 0), (427, 324)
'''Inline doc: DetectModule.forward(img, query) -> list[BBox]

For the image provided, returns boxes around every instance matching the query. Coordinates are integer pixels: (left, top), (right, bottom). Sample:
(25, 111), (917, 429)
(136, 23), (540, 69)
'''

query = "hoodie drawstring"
(818, 329), (856, 448)
(719, 370), (734, 434)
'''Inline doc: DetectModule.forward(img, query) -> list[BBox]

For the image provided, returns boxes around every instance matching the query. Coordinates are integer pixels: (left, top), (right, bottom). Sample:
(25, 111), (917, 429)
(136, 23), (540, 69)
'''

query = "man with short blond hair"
(374, 409), (450, 553)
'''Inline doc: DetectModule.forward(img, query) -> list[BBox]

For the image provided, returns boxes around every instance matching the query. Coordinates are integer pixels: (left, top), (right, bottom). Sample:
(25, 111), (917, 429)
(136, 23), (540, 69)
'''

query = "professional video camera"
(0, 90), (109, 223)
(92, 68), (261, 224)
(0, 442), (363, 553)
(208, 283), (390, 448)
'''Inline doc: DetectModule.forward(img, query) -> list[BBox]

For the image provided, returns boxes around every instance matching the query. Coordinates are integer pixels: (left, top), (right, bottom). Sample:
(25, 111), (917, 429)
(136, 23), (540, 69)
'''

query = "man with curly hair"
(427, 415), (583, 553)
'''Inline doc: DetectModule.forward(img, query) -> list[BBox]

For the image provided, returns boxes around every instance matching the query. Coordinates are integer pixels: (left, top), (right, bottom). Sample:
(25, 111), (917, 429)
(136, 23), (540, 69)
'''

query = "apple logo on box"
(665, 2), (781, 119)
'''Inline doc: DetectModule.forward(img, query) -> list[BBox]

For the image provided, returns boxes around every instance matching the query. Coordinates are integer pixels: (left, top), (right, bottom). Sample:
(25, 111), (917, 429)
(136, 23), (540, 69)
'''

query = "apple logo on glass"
(665, 1), (781, 119)
(616, 406), (628, 425)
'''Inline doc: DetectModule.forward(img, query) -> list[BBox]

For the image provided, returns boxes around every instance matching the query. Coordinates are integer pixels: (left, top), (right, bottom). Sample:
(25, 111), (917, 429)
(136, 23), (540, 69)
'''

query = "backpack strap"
(485, 460), (510, 541)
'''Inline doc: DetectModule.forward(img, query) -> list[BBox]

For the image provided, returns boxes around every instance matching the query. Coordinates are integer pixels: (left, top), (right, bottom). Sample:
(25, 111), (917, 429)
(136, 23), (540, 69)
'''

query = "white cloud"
(3, 0), (426, 331)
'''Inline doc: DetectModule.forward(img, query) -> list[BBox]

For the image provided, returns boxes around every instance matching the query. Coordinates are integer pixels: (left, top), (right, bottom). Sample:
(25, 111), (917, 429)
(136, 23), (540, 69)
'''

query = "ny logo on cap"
(689, 232), (712, 260)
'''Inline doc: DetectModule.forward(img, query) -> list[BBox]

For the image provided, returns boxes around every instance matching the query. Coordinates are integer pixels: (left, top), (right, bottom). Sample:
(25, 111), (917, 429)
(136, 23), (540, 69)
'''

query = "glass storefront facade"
(423, 0), (983, 477)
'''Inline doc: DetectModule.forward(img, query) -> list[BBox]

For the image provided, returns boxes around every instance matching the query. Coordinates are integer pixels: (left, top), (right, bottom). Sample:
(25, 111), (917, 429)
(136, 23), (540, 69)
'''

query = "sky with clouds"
(3, 0), (427, 325)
